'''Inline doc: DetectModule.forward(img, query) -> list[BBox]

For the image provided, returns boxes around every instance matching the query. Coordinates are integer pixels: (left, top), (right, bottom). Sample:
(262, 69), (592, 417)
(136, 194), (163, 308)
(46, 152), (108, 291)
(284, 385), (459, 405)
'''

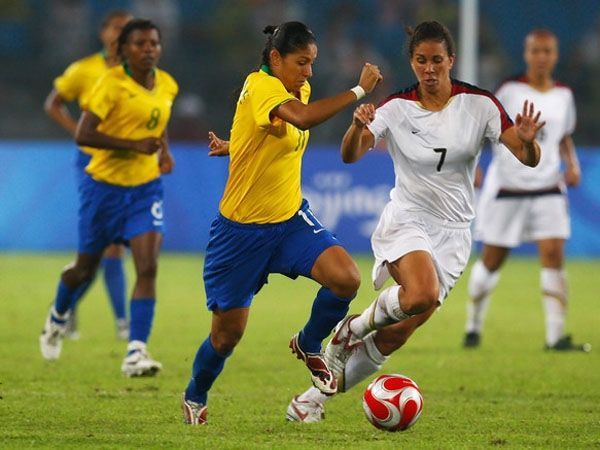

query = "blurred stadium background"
(0, 0), (599, 256)
(1, 2), (598, 447)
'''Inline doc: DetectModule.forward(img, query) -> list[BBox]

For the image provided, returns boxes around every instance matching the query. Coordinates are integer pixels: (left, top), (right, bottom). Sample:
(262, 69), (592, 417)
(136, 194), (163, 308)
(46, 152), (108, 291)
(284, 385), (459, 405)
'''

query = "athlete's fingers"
(522, 100), (528, 118)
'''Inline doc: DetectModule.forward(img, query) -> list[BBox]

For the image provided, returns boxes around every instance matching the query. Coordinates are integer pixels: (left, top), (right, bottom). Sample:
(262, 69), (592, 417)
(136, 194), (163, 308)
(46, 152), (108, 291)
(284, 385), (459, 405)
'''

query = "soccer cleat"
(121, 345), (162, 377)
(546, 335), (591, 353)
(65, 311), (80, 341)
(289, 333), (337, 396)
(116, 319), (129, 341)
(463, 331), (481, 348)
(324, 315), (362, 377)
(286, 395), (325, 423)
(39, 309), (68, 360)
(182, 393), (208, 425)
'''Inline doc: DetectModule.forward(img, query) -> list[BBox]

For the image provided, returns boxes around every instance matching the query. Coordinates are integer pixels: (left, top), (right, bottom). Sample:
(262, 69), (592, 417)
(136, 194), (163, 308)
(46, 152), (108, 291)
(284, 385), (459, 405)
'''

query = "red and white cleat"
(182, 393), (208, 425)
(289, 333), (337, 396)
(286, 395), (324, 423)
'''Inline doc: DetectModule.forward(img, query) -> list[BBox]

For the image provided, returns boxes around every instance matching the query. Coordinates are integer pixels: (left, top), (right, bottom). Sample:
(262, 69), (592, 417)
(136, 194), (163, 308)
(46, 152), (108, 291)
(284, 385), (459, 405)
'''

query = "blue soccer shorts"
(203, 199), (341, 311)
(78, 175), (164, 255)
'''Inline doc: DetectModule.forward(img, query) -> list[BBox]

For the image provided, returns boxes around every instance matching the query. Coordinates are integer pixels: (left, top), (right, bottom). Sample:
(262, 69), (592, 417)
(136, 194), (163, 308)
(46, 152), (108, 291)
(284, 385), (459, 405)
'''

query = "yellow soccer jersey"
(54, 52), (110, 154)
(219, 69), (310, 223)
(54, 52), (108, 108)
(83, 65), (178, 187)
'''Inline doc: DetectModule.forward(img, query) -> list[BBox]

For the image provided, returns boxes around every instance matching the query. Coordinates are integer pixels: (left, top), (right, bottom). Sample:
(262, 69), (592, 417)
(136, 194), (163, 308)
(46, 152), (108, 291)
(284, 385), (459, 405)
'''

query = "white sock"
(51, 307), (69, 321)
(349, 285), (410, 339)
(465, 260), (500, 333)
(127, 340), (147, 353)
(297, 386), (329, 405)
(341, 332), (389, 392)
(541, 268), (567, 346)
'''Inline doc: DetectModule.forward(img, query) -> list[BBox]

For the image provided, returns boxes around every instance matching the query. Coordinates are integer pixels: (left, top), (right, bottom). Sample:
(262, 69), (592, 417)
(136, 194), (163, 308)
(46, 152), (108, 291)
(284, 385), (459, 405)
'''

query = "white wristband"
(350, 85), (366, 100)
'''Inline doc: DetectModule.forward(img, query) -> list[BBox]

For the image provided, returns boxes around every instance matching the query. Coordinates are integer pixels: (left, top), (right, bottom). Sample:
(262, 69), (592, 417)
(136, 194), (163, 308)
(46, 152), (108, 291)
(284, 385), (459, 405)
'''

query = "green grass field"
(1, 253), (598, 449)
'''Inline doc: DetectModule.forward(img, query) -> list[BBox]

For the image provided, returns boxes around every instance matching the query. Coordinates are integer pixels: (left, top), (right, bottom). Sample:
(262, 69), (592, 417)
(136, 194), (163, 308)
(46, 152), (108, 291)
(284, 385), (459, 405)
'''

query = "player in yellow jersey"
(44, 10), (132, 341)
(182, 21), (382, 425)
(39, 19), (178, 378)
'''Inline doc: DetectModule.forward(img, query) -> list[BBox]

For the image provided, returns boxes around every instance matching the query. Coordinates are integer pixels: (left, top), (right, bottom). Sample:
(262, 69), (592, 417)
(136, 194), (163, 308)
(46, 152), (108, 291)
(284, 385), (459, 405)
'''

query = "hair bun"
(263, 25), (277, 35)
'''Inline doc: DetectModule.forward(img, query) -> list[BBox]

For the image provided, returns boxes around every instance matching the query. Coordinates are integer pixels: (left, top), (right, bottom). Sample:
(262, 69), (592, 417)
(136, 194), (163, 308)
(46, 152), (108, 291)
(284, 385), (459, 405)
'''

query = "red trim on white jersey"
(378, 80), (513, 133)
(451, 80), (514, 133)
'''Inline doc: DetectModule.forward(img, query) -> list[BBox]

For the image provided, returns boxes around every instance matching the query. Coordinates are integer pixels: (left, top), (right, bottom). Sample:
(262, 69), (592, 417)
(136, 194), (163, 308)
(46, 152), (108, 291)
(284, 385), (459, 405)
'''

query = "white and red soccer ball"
(363, 374), (423, 432)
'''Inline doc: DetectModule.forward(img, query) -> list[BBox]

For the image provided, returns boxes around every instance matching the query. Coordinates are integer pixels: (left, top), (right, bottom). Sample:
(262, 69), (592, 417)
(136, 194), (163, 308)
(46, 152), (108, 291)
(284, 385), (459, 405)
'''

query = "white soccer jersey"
(367, 80), (513, 223)
(486, 75), (576, 190)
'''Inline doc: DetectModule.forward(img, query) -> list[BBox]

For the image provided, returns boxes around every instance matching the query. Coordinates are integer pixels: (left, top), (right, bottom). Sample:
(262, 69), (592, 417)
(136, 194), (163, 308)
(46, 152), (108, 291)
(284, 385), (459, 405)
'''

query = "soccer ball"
(363, 374), (423, 432)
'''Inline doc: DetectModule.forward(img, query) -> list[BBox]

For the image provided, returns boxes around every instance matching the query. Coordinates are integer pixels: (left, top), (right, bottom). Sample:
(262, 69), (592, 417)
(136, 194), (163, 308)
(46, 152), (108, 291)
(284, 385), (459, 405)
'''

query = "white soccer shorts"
(370, 202), (472, 305)
(475, 191), (570, 247)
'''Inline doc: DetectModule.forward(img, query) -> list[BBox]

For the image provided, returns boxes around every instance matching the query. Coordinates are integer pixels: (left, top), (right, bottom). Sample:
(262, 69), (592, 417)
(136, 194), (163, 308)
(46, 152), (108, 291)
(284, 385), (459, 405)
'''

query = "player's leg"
(288, 245), (360, 395)
(40, 252), (103, 359)
(324, 250), (439, 388)
(183, 307), (250, 425)
(288, 282), (438, 422)
(183, 214), (278, 424)
(538, 238), (566, 347)
(348, 251), (438, 339)
(121, 231), (162, 376)
(274, 201), (360, 395)
(102, 243), (128, 340)
(537, 238), (589, 351)
(463, 244), (509, 347)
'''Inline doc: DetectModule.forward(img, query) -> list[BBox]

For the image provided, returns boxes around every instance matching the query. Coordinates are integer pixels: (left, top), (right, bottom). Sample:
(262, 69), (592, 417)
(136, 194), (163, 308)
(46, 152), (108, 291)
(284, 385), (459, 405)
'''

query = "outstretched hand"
(208, 131), (229, 157)
(358, 63), (383, 94)
(515, 100), (545, 144)
(353, 103), (376, 128)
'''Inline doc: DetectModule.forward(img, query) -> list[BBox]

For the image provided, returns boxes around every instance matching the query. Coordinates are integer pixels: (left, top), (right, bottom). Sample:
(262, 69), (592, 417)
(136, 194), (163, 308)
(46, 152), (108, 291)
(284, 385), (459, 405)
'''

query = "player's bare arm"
(341, 103), (376, 163)
(159, 132), (175, 174)
(44, 89), (78, 136)
(560, 135), (581, 186)
(76, 111), (161, 155)
(274, 63), (383, 130)
(500, 100), (544, 167)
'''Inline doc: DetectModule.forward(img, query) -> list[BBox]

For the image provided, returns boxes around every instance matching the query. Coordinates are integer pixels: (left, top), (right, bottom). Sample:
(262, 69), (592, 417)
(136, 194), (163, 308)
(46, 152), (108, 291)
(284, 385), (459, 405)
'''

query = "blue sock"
(185, 336), (231, 405)
(298, 288), (353, 353)
(53, 280), (78, 317)
(129, 298), (155, 343)
(102, 257), (127, 320)
(70, 279), (92, 311)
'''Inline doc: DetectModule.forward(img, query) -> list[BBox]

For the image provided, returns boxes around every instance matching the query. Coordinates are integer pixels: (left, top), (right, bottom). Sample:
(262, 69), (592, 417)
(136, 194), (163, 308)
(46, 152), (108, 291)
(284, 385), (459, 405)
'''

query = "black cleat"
(545, 335), (591, 352)
(463, 331), (481, 348)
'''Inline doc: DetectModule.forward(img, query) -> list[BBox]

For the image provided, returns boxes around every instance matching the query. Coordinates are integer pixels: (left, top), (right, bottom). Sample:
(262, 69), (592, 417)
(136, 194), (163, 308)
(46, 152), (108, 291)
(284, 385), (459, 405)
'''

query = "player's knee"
(68, 264), (96, 285)
(135, 261), (158, 280)
(212, 329), (243, 354)
(401, 286), (438, 316)
(329, 267), (361, 298)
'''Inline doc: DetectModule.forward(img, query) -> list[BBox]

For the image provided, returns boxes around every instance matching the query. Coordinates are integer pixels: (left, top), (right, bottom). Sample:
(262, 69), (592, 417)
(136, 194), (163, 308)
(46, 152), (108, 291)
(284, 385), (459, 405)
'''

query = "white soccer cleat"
(39, 309), (68, 360)
(286, 395), (324, 423)
(324, 314), (363, 377)
(182, 393), (208, 425)
(121, 343), (162, 377)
